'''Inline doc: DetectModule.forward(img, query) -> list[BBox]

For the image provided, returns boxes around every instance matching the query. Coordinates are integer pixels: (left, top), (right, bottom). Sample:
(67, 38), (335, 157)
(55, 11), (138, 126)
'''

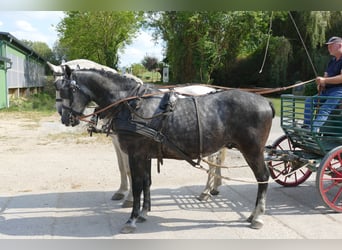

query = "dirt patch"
(0, 112), (116, 194)
(0, 111), (278, 194)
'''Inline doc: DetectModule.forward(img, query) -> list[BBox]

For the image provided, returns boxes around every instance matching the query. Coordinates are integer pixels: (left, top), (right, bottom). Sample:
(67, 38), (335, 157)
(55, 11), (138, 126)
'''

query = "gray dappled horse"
(48, 60), (134, 207)
(48, 59), (223, 208)
(57, 66), (274, 233)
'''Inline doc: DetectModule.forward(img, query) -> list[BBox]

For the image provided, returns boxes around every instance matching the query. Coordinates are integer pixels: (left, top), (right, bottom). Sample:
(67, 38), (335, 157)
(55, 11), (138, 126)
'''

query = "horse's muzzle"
(61, 112), (80, 127)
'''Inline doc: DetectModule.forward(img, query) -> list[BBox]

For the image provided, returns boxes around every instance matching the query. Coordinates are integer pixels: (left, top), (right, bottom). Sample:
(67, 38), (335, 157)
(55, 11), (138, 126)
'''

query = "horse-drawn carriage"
(267, 94), (342, 212)
(48, 58), (342, 233)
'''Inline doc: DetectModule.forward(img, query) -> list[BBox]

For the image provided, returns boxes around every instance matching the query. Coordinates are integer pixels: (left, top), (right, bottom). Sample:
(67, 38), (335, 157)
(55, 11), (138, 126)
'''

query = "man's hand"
(316, 76), (326, 92)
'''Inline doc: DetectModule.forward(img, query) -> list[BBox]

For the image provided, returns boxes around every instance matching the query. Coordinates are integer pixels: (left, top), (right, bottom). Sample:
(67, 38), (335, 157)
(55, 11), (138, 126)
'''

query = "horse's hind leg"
(243, 152), (269, 229)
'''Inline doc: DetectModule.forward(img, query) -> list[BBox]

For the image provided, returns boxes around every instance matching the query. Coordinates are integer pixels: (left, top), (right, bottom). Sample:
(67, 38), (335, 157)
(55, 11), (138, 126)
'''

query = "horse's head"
(48, 59), (121, 122)
(55, 65), (91, 127)
(47, 61), (67, 116)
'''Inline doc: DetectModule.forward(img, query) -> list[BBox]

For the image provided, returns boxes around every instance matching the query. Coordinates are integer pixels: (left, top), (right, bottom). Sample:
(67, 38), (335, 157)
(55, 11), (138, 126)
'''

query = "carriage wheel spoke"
(293, 172), (298, 182)
(322, 181), (339, 194)
(331, 187), (342, 204)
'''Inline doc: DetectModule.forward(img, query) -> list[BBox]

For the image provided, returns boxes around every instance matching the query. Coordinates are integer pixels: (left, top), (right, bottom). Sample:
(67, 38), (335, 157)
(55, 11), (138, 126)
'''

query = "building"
(0, 32), (46, 109)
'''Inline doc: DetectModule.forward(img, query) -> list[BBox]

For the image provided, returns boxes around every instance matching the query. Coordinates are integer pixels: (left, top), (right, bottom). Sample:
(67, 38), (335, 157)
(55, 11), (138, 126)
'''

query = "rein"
(205, 78), (315, 95)
(78, 78), (315, 123)
(77, 92), (165, 123)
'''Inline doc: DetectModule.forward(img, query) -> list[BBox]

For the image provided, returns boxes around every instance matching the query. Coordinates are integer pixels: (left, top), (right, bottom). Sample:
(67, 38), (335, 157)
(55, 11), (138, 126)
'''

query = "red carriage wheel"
(316, 146), (342, 212)
(268, 134), (312, 187)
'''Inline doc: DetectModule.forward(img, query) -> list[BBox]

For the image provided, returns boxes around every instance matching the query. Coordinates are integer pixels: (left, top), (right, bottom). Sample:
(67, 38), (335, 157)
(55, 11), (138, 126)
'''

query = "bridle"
(60, 79), (85, 115)
(55, 70), (91, 126)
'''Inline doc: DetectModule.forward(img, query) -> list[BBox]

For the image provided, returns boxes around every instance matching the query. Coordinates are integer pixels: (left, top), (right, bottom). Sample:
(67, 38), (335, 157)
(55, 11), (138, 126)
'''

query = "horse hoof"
(137, 215), (147, 223)
(121, 200), (133, 208)
(210, 189), (220, 196)
(250, 219), (264, 229)
(198, 193), (210, 201)
(111, 193), (125, 200)
(246, 215), (253, 223)
(120, 224), (136, 234)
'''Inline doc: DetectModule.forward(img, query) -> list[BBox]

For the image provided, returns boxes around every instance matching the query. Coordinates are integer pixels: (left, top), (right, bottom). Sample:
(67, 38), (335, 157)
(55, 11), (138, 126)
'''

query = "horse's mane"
(77, 68), (144, 86)
(64, 59), (143, 85)
(62, 59), (118, 73)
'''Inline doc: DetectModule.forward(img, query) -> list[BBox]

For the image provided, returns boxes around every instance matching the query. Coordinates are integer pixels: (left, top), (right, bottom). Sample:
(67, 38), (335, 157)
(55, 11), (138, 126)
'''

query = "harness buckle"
(153, 131), (165, 143)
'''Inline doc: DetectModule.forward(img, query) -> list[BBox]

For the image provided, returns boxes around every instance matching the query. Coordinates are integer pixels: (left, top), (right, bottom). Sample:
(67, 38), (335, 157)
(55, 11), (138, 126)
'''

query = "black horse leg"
(121, 155), (145, 234)
(120, 156), (152, 233)
(243, 152), (269, 229)
(138, 158), (152, 222)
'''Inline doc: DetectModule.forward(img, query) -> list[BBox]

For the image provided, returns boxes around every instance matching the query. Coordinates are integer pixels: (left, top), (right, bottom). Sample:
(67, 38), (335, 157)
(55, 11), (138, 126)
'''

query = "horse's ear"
(47, 61), (62, 74)
(65, 65), (73, 78)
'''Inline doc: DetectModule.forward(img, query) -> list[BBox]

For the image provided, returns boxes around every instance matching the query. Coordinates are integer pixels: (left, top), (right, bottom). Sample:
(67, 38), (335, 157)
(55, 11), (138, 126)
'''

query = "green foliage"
(56, 11), (143, 68)
(150, 11), (271, 84)
(267, 36), (293, 87)
(4, 93), (55, 113)
(21, 40), (54, 61)
(267, 97), (281, 117)
(140, 71), (161, 82)
(46, 11), (342, 89)
(131, 63), (146, 78)
(212, 35), (292, 88)
(141, 55), (159, 71)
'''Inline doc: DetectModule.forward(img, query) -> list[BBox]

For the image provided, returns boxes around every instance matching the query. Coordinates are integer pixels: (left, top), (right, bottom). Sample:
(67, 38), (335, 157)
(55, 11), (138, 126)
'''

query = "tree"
(141, 55), (160, 82)
(51, 40), (68, 64)
(56, 11), (143, 68)
(21, 40), (54, 62)
(141, 55), (159, 71)
(130, 63), (146, 78)
(149, 11), (271, 84)
(214, 11), (332, 88)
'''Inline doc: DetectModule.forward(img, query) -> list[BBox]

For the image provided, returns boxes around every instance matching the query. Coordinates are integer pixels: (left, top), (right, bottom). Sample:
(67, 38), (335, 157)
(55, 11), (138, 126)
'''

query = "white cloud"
(15, 20), (36, 32)
(1, 11), (164, 63)
(119, 30), (164, 67)
(0, 11), (64, 48)
(12, 30), (49, 44)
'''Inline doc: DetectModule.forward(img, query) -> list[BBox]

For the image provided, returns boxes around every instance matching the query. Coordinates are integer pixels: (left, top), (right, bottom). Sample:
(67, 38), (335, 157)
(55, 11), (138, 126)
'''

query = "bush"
(6, 93), (55, 113)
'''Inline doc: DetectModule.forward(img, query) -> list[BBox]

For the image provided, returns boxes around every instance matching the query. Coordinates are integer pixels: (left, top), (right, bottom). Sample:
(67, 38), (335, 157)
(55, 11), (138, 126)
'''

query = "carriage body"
(267, 94), (342, 212)
(281, 94), (342, 156)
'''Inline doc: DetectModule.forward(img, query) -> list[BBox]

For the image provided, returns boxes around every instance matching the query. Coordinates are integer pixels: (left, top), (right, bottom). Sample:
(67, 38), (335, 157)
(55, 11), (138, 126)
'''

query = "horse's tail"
(269, 101), (276, 118)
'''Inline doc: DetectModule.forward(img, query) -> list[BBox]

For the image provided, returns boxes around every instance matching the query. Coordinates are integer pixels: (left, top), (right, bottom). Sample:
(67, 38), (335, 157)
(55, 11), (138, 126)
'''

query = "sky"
(0, 11), (164, 68)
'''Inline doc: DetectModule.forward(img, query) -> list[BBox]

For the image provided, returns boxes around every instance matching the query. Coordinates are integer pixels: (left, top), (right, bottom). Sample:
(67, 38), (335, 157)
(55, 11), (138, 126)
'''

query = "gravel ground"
(1, 112), (342, 239)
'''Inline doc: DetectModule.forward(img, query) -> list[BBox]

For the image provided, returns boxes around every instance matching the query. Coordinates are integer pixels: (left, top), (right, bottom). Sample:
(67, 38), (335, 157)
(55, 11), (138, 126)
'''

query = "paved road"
(1, 116), (342, 239)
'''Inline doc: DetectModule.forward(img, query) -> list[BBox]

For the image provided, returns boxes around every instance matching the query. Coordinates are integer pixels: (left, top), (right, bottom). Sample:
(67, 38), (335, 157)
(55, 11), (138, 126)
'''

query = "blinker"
(59, 88), (70, 99)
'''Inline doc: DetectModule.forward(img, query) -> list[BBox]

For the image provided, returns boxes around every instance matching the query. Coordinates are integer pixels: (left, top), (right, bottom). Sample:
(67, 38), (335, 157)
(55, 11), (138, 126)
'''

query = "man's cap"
(325, 36), (342, 44)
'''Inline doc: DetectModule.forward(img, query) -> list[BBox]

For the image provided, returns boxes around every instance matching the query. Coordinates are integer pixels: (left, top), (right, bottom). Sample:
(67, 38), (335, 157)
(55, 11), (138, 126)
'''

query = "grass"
(267, 97), (281, 117)
(0, 93), (56, 117)
(140, 71), (161, 83)
(268, 96), (307, 118)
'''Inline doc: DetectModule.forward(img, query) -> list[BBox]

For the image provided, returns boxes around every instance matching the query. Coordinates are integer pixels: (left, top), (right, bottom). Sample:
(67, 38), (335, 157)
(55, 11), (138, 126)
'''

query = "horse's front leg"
(120, 156), (151, 234)
(110, 136), (134, 208)
(137, 158), (152, 222)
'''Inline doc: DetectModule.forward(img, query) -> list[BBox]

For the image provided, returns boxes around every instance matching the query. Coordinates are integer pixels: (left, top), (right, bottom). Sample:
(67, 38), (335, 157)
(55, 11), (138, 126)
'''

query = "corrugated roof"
(0, 31), (46, 62)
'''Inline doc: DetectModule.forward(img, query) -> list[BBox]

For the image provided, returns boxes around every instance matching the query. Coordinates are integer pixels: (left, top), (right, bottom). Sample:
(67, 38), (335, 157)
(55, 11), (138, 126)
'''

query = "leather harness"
(111, 90), (203, 170)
